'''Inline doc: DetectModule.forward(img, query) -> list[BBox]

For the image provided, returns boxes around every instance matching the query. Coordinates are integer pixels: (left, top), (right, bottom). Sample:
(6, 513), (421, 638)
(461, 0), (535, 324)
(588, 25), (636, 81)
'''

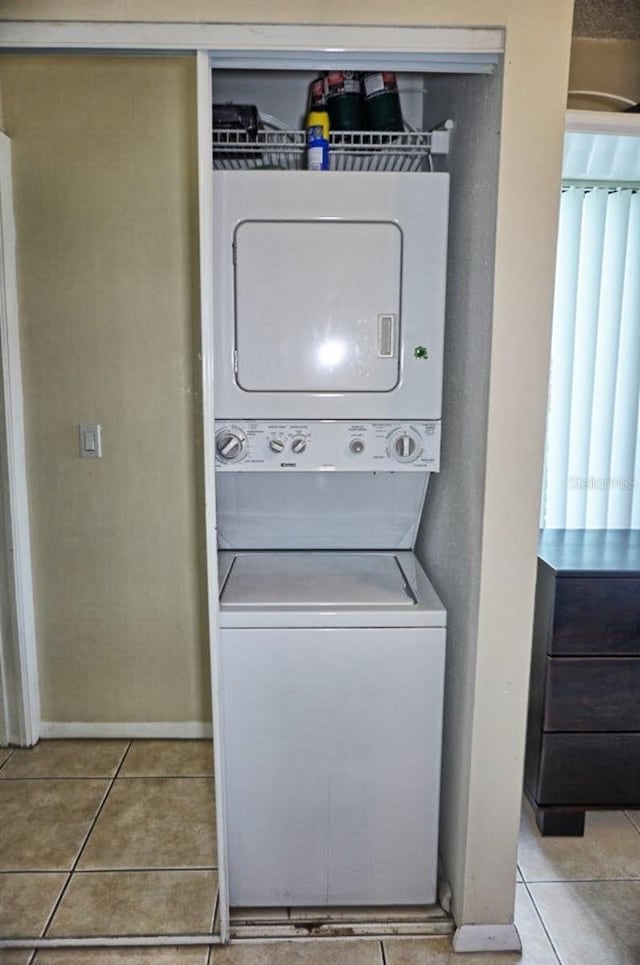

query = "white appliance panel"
(216, 472), (429, 550)
(214, 420), (441, 472)
(220, 626), (445, 906)
(213, 171), (449, 420)
(235, 221), (401, 393)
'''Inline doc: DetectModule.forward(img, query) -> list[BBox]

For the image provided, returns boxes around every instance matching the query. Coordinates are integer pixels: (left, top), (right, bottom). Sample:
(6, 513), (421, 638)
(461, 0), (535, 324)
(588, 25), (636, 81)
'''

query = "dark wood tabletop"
(539, 529), (640, 578)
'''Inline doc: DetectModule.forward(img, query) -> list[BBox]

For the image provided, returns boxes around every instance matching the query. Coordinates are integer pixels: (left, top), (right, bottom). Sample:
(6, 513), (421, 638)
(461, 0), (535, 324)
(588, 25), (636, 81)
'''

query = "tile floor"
(1, 741), (639, 964)
(0, 739), (218, 965)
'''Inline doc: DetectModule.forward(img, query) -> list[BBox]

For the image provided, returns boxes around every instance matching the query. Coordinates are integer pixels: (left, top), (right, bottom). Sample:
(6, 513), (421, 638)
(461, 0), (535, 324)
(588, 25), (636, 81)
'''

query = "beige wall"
(569, 38), (640, 109)
(0, 55), (208, 724)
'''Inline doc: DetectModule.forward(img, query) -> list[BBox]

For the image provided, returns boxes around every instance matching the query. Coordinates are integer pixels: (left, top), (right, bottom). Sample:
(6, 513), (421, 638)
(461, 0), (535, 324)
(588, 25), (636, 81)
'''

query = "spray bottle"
(306, 76), (330, 171)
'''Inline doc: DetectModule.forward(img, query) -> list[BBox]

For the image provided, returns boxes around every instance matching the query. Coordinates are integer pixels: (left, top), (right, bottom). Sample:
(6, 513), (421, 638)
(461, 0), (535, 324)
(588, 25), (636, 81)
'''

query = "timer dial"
(215, 427), (247, 463)
(388, 428), (422, 464)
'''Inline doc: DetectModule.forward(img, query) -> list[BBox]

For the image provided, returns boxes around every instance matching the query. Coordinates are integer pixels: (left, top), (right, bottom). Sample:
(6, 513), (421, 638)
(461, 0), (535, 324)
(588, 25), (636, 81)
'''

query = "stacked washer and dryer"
(213, 169), (449, 908)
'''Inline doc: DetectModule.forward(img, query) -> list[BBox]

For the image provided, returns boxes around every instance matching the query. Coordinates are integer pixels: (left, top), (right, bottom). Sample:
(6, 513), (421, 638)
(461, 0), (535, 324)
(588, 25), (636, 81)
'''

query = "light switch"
(79, 423), (102, 459)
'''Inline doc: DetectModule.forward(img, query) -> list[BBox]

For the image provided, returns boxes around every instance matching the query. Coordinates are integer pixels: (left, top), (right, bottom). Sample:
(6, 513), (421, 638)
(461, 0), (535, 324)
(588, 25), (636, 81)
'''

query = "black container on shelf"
(308, 76), (327, 111)
(212, 103), (261, 163)
(212, 103), (260, 137)
(324, 71), (365, 131)
(362, 72), (404, 132)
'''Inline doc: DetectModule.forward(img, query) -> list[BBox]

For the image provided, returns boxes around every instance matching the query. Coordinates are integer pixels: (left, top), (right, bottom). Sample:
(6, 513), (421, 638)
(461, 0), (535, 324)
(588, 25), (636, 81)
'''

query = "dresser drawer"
(537, 733), (640, 805)
(544, 657), (640, 731)
(551, 578), (640, 655)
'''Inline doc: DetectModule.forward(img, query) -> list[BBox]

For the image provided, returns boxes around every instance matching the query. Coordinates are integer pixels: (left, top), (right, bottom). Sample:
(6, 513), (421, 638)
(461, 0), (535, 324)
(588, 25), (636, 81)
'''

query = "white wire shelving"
(212, 124), (452, 172)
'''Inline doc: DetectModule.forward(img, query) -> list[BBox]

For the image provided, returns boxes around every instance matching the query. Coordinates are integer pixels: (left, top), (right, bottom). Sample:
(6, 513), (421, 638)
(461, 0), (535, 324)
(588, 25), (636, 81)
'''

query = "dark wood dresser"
(525, 529), (640, 836)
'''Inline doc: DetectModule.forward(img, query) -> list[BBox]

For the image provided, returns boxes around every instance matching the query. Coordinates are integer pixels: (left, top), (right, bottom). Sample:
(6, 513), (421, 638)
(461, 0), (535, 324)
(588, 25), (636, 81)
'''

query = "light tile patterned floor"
(0, 738), (219, 963)
(1, 741), (639, 963)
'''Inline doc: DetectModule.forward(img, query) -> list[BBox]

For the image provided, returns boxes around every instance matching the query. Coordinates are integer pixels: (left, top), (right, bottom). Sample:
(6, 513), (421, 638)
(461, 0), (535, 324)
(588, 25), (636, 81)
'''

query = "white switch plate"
(79, 423), (102, 459)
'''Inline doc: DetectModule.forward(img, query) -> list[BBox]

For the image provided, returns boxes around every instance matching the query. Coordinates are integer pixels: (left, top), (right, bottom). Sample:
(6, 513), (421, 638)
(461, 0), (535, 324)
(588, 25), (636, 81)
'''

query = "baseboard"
(453, 923), (521, 953)
(40, 721), (213, 740)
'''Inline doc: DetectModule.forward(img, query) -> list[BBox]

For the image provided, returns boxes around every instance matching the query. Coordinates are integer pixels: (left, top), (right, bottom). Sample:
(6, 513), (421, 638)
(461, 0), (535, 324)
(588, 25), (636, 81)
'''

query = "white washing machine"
(218, 549), (445, 907)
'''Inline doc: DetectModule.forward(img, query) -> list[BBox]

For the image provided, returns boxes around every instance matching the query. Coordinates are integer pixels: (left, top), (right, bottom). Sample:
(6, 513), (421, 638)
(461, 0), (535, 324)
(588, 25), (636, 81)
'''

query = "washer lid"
(220, 552), (416, 608)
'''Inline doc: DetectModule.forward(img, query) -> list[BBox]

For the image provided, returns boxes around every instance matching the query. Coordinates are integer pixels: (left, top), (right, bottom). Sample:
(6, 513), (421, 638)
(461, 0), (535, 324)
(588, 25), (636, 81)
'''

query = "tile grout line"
(623, 810), (640, 836)
(71, 739), (135, 870)
(40, 739), (134, 939)
(0, 748), (16, 772)
(523, 879), (565, 965)
(518, 876), (640, 884)
(0, 773), (215, 781)
(210, 884), (219, 939)
(117, 773), (215, 780)
(72, 865), (219, 873)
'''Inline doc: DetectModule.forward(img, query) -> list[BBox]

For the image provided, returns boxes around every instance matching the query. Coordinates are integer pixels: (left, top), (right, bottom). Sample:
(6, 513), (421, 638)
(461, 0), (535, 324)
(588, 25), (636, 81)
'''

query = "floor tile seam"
(40, 745), (132, 939)
(1, 933), (222, 947)
(112, 739), (133, 780)
(0, 748), (16, 772)
(210, 885), (219, 937)
(35, 871), (218, 944)
(0, 864), (219, 874)
(0, 775), (129, 782)
(19, 930), (222, 941)
(0, 773), (214, 781)
(32, 870), (73, 947)
(520, 875), (640, 884)
(522, 879), (566, 965)
(69, 866), (220, 874)
(116, 773), (215, 779)
(68, 750), (130, 868)
(380, 938), (388, 965)
(0, 739), (134, 784)
(0, 870), (71, 876)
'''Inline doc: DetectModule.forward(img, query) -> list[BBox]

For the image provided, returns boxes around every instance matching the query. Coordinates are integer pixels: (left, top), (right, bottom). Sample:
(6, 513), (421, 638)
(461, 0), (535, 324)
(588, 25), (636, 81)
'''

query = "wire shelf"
(212, 127), (451, 172)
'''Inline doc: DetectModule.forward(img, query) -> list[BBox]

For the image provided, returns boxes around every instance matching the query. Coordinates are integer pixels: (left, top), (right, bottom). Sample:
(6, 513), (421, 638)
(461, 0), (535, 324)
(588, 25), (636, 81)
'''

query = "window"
(541, 119), (640, 529)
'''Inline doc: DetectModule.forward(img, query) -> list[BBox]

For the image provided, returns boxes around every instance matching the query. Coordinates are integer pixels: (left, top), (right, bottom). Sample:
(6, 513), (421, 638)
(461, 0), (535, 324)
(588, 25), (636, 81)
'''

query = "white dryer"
(212, 171), (449, 422)
(218, 550), (446, 907)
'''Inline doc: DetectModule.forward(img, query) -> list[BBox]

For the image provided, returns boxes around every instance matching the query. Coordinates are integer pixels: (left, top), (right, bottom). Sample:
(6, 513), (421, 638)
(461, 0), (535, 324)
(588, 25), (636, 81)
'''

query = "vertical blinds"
(542, 186), (640, 529)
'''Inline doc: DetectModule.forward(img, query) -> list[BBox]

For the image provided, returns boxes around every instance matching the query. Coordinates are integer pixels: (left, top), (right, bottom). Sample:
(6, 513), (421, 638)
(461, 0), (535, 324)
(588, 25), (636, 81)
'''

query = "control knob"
(291, 437), (307, 454)
(350, 439), (365, 454)
(269, 438), (285, 453)
(396, 435), (416, 459)
(388, 428), (422, 464)
(215, 428), (247, 463)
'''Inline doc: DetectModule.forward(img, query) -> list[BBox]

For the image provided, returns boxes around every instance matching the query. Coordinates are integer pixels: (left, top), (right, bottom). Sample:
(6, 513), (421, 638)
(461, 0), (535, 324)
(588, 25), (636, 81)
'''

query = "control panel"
(214, 421), (441, 472)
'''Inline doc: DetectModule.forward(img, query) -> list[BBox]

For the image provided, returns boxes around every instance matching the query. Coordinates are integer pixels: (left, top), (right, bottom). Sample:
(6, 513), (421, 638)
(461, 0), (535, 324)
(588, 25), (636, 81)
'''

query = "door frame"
(0, 131), (40, 748)
(0, 26), (502, 946)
